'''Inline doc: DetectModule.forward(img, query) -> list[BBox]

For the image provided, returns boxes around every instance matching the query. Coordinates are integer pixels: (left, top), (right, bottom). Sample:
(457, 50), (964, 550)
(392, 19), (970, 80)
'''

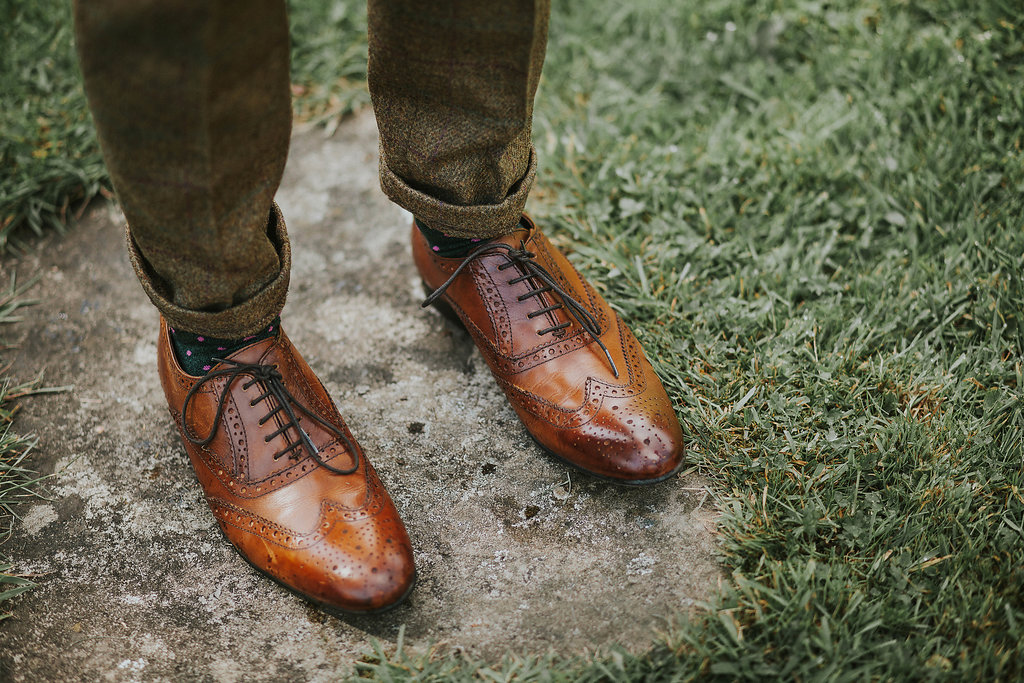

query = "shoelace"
(422, 241), (619, 377)
(181, 358), (359, 475)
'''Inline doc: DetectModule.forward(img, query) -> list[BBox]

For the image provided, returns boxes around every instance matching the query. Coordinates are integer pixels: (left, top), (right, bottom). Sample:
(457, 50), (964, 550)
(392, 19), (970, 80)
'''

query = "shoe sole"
(423, 284), (685, 487)
(212, 519), (417, 618)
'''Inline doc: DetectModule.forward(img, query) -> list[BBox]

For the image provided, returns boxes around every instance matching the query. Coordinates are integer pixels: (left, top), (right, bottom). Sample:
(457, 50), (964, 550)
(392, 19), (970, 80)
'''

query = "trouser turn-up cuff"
(126, 203), (291, 338)
(378, 145), (538, 240)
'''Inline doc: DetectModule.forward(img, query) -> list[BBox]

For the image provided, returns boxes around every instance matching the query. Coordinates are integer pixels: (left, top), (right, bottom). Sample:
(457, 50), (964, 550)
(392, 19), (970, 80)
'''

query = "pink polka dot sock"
(170, 315), (281, 376)
(415, 218), (491, 258)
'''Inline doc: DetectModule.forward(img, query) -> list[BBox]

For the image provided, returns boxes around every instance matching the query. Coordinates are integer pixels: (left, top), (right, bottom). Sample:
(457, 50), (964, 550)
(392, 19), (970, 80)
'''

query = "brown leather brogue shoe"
(413, 215), (685, 484)
(157, 318), (415, 614)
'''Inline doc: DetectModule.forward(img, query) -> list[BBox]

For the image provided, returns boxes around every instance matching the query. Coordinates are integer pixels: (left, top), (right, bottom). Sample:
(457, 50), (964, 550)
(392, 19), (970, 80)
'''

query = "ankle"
(415, 219), (488, 258)
(170, 316), (281, 376)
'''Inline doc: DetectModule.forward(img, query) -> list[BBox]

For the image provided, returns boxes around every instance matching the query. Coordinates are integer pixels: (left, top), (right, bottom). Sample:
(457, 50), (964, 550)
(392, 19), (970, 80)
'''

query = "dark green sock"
(415, 219), (489, 257)
(170, 316), (281, 376)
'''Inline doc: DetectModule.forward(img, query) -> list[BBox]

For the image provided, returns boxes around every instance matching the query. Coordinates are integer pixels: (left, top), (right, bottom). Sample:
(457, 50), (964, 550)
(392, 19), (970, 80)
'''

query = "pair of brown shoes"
(158, 216), (685, 615)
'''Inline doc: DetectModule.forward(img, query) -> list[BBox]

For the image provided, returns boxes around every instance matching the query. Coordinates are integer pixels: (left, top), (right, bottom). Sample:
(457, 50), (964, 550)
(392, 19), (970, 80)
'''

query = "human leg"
(74, 0), (415, 611)
(367, 1), (685, 483)
(75, 0), (291, 337)
(367, 0), (548, 240)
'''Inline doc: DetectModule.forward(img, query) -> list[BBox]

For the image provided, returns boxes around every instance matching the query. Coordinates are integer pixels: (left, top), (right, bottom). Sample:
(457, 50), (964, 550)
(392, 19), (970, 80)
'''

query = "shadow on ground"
(0, 111), (720, 682)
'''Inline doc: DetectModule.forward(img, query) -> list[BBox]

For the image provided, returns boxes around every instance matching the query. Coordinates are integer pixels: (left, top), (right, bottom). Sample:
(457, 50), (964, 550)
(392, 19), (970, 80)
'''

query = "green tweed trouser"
(73, 0), (550, 337)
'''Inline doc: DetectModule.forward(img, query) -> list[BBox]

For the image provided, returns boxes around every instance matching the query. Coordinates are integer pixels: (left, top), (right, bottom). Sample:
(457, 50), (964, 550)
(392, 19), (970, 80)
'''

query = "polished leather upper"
(157, 319), (415, 612)
(413, 216), (685, 483)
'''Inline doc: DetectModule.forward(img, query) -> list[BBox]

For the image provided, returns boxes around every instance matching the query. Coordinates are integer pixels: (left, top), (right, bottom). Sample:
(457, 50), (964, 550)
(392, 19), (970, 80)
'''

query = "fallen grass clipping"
(2, 0), (1023, 679)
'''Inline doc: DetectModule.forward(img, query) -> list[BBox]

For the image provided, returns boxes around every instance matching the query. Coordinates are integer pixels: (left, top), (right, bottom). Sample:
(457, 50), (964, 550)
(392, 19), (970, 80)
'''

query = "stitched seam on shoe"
(172, 409), (337, 496)
(242, 438), (349, 487)
(491, 319), (648, 428)
(473, 265), (512, 355)
(209, 494), (386, 551)
(491, 252), (591, 361)
(448, 244), (589, 364)
(424, 239), (585, 366)
(531, 233), (609, 332)
(425, 236), (611, 374)
(475, 259), (589, 367)
(250, 343), (353, 476)
(169, 405), (234, 477)
(225, 391), (248, 481)
(446, 293), (595, 378)
(494, 236), (609, 367)
(490, 314), (639, 385)
(495, 374), (600, 428)
(210, 499), (331, 550)
(439, 293), (498, 352)
(275, 345), (337, 425)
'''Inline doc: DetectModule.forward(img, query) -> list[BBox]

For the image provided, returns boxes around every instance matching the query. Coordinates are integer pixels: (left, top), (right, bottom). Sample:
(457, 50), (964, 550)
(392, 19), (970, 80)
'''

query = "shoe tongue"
(217, 334), (280, 368)
(489, 217), (533, 246)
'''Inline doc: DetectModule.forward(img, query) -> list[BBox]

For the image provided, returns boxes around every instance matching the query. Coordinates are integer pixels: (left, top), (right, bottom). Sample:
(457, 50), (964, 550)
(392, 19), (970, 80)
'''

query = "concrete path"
(0, 110), (720, 682)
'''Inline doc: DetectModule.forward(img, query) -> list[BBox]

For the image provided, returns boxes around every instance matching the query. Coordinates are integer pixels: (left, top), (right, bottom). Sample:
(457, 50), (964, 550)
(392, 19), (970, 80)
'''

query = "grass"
(531, 0), (1023, 678)
(2, 0), (1023, 679)
(0, 0), (107, 252)
(0, 275), (45, 621)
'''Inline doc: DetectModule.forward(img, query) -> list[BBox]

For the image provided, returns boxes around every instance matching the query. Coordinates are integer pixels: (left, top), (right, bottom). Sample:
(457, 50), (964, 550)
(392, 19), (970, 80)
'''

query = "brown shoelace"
(181, 358), (359, 475)
(422, 241), (619, 377)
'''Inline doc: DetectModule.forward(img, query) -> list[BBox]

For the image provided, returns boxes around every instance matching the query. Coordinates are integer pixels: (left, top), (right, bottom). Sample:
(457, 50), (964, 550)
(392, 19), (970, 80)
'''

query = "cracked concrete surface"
(0, 110), (720, 682)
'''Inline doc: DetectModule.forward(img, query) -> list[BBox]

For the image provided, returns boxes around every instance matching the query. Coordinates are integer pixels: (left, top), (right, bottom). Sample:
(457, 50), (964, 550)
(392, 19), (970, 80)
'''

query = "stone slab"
(0, 110), (720, 682)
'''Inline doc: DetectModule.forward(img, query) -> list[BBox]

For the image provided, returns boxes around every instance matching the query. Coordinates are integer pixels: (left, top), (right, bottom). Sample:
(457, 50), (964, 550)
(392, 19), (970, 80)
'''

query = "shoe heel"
(421, 283), (467, 331)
